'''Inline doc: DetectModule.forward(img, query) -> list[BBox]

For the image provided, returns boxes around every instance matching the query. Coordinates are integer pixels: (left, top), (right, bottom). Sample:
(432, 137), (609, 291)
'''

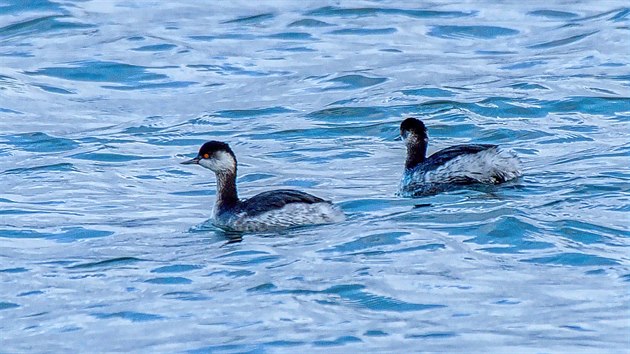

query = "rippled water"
(1, 0), (629, 352)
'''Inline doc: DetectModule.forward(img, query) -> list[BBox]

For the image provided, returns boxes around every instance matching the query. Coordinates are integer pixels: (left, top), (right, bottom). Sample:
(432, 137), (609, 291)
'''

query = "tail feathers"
(489, 149), (522, 183)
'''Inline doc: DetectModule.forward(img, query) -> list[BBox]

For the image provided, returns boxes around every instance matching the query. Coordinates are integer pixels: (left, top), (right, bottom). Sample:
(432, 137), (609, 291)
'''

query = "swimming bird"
(398, 117), (521, 197)
(181, 141), (345, 232)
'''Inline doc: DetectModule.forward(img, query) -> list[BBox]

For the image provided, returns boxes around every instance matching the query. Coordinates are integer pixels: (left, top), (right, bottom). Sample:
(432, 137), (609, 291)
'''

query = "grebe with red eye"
(181, 141), (345, 232)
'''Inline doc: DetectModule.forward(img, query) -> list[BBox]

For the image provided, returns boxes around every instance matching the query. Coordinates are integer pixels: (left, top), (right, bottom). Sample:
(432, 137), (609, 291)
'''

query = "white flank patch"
(424, 148), (521, 184)
(399, 147), (522, 196)
(228, 202), (345, 232)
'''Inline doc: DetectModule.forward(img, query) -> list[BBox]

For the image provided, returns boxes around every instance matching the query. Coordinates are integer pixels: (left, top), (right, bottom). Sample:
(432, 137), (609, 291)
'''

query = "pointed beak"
(181, 157), (200, 165)
(394, 135), (403, 141)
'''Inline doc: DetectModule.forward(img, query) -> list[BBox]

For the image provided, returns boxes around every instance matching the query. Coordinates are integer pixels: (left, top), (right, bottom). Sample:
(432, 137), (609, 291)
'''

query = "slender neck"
(405, 134), (428, 170)
(214, 169), (239, 209)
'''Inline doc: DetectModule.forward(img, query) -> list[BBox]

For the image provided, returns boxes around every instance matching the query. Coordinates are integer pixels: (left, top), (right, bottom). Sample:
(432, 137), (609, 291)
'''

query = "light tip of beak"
(180, 158), (199, 165)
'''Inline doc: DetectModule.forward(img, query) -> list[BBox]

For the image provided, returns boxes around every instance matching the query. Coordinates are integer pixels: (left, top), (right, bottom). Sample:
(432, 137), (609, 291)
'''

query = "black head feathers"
(181, 140), (236, 166)
(197, 141), (234, 159)
(400, 118), (429, 169)
(400, 117), (427, 138)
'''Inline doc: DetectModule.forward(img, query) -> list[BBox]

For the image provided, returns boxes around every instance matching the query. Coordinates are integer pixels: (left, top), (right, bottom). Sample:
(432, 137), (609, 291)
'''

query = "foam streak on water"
(1, 1), (629, 352)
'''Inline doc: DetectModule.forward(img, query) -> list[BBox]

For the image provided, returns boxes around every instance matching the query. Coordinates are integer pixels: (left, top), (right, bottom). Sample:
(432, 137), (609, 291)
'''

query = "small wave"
(306, 6), (474, 19)
(523, 253), (619, 266)
(0, 302), (20, 310)
(131, 43), (177, 52)
(221, 13), (274, 24)
(69, 152), (154, 162)
(528, 10), (579, 19)
(145, 277), (192, 285)
(24, 61), (192, 91)
(322, 74), (387, 91)
(528, 31), (598, 49)
(1, 132), (78, 152)
(67, 257), (143, 269)
(288, 19), (333, 27)
(428, 25), (519, 39)
(3, 162), (76, 175)
(215, 106), (295, 118)
(267, 32), (314, 40)
(150, 264), (203, 273)
(0, 15), (94, 40)
(92, 311), (165, 322)
(328, 28), (397, 35)
(1, 227), (113, 242)
(401, 88), (455, 97)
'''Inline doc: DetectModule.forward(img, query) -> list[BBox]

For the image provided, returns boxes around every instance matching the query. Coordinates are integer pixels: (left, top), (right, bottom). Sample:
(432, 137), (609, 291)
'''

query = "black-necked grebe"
(181, 141), (345, 232)
(398, 117), (521, 197)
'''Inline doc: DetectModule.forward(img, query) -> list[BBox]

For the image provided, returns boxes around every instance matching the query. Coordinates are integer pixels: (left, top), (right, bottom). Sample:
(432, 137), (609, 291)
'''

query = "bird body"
(398, 118), (521, 197)
(182, 141), (344, 232)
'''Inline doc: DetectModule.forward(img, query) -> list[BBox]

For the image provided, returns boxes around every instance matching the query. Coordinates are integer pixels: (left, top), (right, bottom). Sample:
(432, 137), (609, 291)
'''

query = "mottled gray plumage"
(419, 144), (498, 170)
(238, 189), (326, 216)
(398, 118), (521, 197)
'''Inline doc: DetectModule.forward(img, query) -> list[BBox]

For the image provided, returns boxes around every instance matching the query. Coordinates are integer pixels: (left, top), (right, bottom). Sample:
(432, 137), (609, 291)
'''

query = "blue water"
(1, 1), (629, 352)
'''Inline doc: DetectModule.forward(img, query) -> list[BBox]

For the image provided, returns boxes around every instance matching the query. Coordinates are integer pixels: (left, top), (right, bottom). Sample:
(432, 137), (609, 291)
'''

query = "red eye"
(203, 153), (209, 159)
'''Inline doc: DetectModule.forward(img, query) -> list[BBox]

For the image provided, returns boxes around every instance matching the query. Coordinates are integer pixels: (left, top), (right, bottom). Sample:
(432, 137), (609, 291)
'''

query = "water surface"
(1, 0), (629, 352)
